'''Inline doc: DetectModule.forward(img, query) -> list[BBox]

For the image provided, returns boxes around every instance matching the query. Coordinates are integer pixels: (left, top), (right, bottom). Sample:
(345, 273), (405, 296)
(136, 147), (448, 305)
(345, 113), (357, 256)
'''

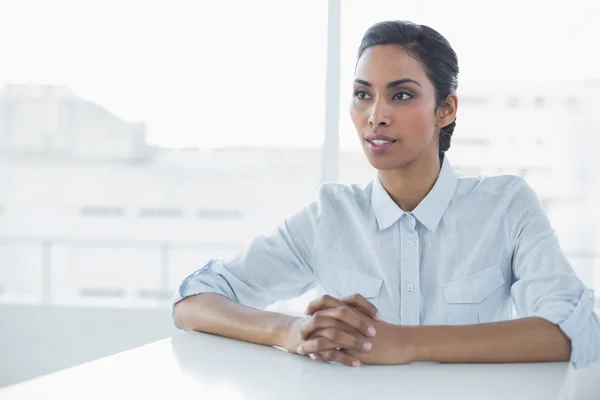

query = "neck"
(378, 152), (442, 212)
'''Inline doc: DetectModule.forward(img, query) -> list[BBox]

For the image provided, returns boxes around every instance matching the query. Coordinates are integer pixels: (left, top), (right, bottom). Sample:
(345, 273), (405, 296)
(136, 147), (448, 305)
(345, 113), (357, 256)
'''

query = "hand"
(305, 293), (382, 322)
(280, 294), (379, 366)
(341, 321), (416, 365)
(296, 294), (382, 367)
(302, 294), (417, 366)
(279, 316), (310, 355)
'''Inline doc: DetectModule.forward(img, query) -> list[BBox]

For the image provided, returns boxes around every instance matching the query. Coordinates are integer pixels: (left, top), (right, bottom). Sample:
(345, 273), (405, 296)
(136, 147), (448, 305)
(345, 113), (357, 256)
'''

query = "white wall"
(0, 304), (178, 387)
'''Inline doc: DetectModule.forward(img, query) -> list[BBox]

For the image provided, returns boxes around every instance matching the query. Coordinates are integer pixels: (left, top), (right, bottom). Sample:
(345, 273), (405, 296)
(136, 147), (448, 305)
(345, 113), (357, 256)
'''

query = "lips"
(365, 133), (397, 143)
(365, 133), (397, 154)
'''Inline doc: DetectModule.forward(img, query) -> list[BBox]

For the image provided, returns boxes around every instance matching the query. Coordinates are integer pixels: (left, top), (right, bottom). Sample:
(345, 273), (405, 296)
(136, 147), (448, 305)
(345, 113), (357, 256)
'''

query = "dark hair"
(357, 20), (459, 159)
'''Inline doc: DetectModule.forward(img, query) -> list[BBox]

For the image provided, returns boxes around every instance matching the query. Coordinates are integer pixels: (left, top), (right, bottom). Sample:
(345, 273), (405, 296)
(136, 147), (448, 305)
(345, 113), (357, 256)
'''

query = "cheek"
(400, 106), (436, 139)
(349, 102), (368, 130)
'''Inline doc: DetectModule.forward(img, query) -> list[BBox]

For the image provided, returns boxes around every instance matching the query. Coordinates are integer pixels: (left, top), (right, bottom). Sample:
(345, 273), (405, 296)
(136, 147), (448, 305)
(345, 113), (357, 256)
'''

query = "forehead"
(354, 44), (428, 84)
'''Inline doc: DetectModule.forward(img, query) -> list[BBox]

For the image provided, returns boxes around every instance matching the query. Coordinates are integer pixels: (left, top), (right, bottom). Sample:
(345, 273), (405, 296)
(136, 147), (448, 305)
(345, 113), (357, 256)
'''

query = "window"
(533, 96), (546, 108)
(453, 138), (490, 146)
(139, 208), (183, 218)
(80, 206), (125, 217)
(78, 287), (125, 298)
(196, 209), (242, 220)
(460, 96), (488, 107)
(0, 2), (327, 317)
(566, 96), (580, 109)
(1, 1), (597, 319)
(508, 96), (520, 108)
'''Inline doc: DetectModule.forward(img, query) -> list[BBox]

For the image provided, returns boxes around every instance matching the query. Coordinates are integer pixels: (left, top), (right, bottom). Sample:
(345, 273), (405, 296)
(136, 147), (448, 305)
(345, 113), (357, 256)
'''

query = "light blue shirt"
(173, 156), (600, 368)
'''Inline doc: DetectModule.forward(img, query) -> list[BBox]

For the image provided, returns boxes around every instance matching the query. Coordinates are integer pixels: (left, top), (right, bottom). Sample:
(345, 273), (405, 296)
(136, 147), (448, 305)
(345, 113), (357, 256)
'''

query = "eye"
(354, 90), (372, 100)
(393, 92), (413, 100)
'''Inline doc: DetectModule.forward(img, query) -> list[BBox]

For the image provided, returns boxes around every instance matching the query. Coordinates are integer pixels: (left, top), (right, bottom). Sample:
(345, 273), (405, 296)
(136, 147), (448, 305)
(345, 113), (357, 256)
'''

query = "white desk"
(1, 330), (594, 399)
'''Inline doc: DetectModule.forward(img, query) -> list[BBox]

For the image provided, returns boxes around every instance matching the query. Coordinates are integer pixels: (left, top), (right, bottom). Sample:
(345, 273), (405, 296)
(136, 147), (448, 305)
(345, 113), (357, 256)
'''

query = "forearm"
(407, 317), (571, 363)
(173, 293), (296, 348)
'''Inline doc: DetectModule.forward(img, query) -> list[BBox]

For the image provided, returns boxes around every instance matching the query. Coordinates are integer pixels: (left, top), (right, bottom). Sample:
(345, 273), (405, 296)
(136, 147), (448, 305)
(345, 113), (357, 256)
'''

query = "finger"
(299, 313), (369, 340)
(305, 294), (343, 316)
(297, 337), (340, 355)
(299, 335), (368, 360)
(319, 349), (361, 368)
(300, 314), (342, 339)
(317, 306), (377, 338)
(307, 328), (372, 352)
(341, 293), (383, 321)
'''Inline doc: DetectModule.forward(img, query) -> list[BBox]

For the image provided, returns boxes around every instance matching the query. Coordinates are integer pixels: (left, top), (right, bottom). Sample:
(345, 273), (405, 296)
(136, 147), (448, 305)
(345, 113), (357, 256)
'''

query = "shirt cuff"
(170, 259), (230, 318)
(531, 288), (598, 368)
(558, 289), (595, 340)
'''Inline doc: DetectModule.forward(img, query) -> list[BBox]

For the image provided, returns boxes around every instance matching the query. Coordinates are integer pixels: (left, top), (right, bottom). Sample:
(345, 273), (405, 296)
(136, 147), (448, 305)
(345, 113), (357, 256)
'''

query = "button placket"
(399, 213), (420, 325)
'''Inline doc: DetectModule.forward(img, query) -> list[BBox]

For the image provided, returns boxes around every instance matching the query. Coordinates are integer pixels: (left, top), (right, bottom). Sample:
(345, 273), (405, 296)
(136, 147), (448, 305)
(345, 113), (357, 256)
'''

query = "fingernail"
(363, 341), (372, 351)
(367, 326), (376, 336)
(375, 312), (383, 321)
(352, 360), (361, 368)
(297, 345), (304, 355)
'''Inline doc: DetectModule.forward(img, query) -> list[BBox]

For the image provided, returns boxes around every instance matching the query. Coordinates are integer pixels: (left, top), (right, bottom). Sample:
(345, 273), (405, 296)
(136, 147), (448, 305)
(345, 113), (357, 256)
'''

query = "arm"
(174, 293), (297, 348)
(407, 317), (571, 363)
(172, 199), (321, 346)
(507, 179), (600, 367)
(316, 316), (571, 365)
(172, 191), (379, 357)
(175, 292), (380, 359)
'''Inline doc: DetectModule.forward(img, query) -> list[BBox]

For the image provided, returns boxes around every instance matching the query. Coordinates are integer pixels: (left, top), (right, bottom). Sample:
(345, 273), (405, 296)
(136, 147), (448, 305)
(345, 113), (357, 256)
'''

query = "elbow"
(567, 315), (600, 369)
(172, 300), (187, 330)
(171, 293), (227, 332)
(172, 296), (199, 331)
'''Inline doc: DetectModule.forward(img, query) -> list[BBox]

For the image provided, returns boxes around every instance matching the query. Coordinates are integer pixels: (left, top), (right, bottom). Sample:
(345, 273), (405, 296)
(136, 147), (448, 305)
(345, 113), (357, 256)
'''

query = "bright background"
(1, 0), (599, 387)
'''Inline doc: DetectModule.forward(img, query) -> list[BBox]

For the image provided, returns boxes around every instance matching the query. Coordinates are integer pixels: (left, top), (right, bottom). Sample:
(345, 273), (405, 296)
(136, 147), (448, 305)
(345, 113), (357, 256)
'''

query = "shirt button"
(406, 284), (414, 292)
(406, 240), (414, 247)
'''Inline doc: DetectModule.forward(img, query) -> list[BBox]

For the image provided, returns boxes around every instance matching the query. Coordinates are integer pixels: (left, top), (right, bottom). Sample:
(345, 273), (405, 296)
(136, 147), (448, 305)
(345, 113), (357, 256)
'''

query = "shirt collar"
(371, 156), (458, 232)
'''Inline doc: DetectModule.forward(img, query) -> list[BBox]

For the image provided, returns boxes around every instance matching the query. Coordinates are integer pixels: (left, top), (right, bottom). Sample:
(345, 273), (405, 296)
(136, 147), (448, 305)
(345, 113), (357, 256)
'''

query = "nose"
(368, 102), (391, 127)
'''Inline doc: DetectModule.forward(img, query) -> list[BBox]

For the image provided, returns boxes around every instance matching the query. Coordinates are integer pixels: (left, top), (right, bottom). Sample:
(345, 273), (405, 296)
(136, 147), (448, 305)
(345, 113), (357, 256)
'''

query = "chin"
(363, 152), (412, 171)
(362, 142), (436, 172)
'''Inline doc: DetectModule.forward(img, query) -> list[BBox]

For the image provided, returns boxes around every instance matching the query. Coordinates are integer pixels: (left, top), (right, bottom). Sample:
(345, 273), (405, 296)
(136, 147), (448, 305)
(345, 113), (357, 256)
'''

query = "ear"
(435, 94), (458, 129)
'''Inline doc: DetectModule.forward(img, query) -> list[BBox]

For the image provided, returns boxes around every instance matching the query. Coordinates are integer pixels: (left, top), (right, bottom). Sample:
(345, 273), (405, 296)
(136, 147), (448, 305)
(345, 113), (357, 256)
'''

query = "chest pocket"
(318, 263), (383, 308)
(444, 264), (506, 325)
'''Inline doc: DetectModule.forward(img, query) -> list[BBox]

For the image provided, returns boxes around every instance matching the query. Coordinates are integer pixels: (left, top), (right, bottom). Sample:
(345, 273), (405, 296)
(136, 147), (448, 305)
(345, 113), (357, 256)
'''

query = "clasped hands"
(283, 294), (415, 367)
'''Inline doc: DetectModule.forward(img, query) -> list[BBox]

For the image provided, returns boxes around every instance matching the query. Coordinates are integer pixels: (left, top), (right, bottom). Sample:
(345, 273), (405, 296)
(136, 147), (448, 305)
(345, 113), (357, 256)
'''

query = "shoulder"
(454, 170), (535, 201)
(315, 181), (373, 210)
(453, 171), (541, 211)
(288, 182), (373, 227)
(455, 172), (523, 196)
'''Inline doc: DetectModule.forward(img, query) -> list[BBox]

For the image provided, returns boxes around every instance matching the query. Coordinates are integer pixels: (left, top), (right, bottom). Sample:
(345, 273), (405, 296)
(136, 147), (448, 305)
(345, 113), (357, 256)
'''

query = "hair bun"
(439, 119), (455, 153)
(442, 119), (456, 135)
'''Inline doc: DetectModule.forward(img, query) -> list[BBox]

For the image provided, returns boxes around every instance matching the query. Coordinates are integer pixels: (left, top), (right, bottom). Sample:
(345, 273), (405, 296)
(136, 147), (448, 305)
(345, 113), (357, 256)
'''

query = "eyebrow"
(354, 78), (422, 88)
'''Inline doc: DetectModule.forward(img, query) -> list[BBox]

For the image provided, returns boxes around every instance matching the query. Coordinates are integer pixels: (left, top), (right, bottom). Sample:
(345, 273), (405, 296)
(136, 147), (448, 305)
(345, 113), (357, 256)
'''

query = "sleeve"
(507, 178), (600, 368)
(171, 196), (322, 316)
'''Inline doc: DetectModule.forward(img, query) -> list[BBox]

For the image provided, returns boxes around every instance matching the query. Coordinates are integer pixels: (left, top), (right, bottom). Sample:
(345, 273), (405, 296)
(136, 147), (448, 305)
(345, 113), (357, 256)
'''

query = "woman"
(173, 20), (600, 368)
